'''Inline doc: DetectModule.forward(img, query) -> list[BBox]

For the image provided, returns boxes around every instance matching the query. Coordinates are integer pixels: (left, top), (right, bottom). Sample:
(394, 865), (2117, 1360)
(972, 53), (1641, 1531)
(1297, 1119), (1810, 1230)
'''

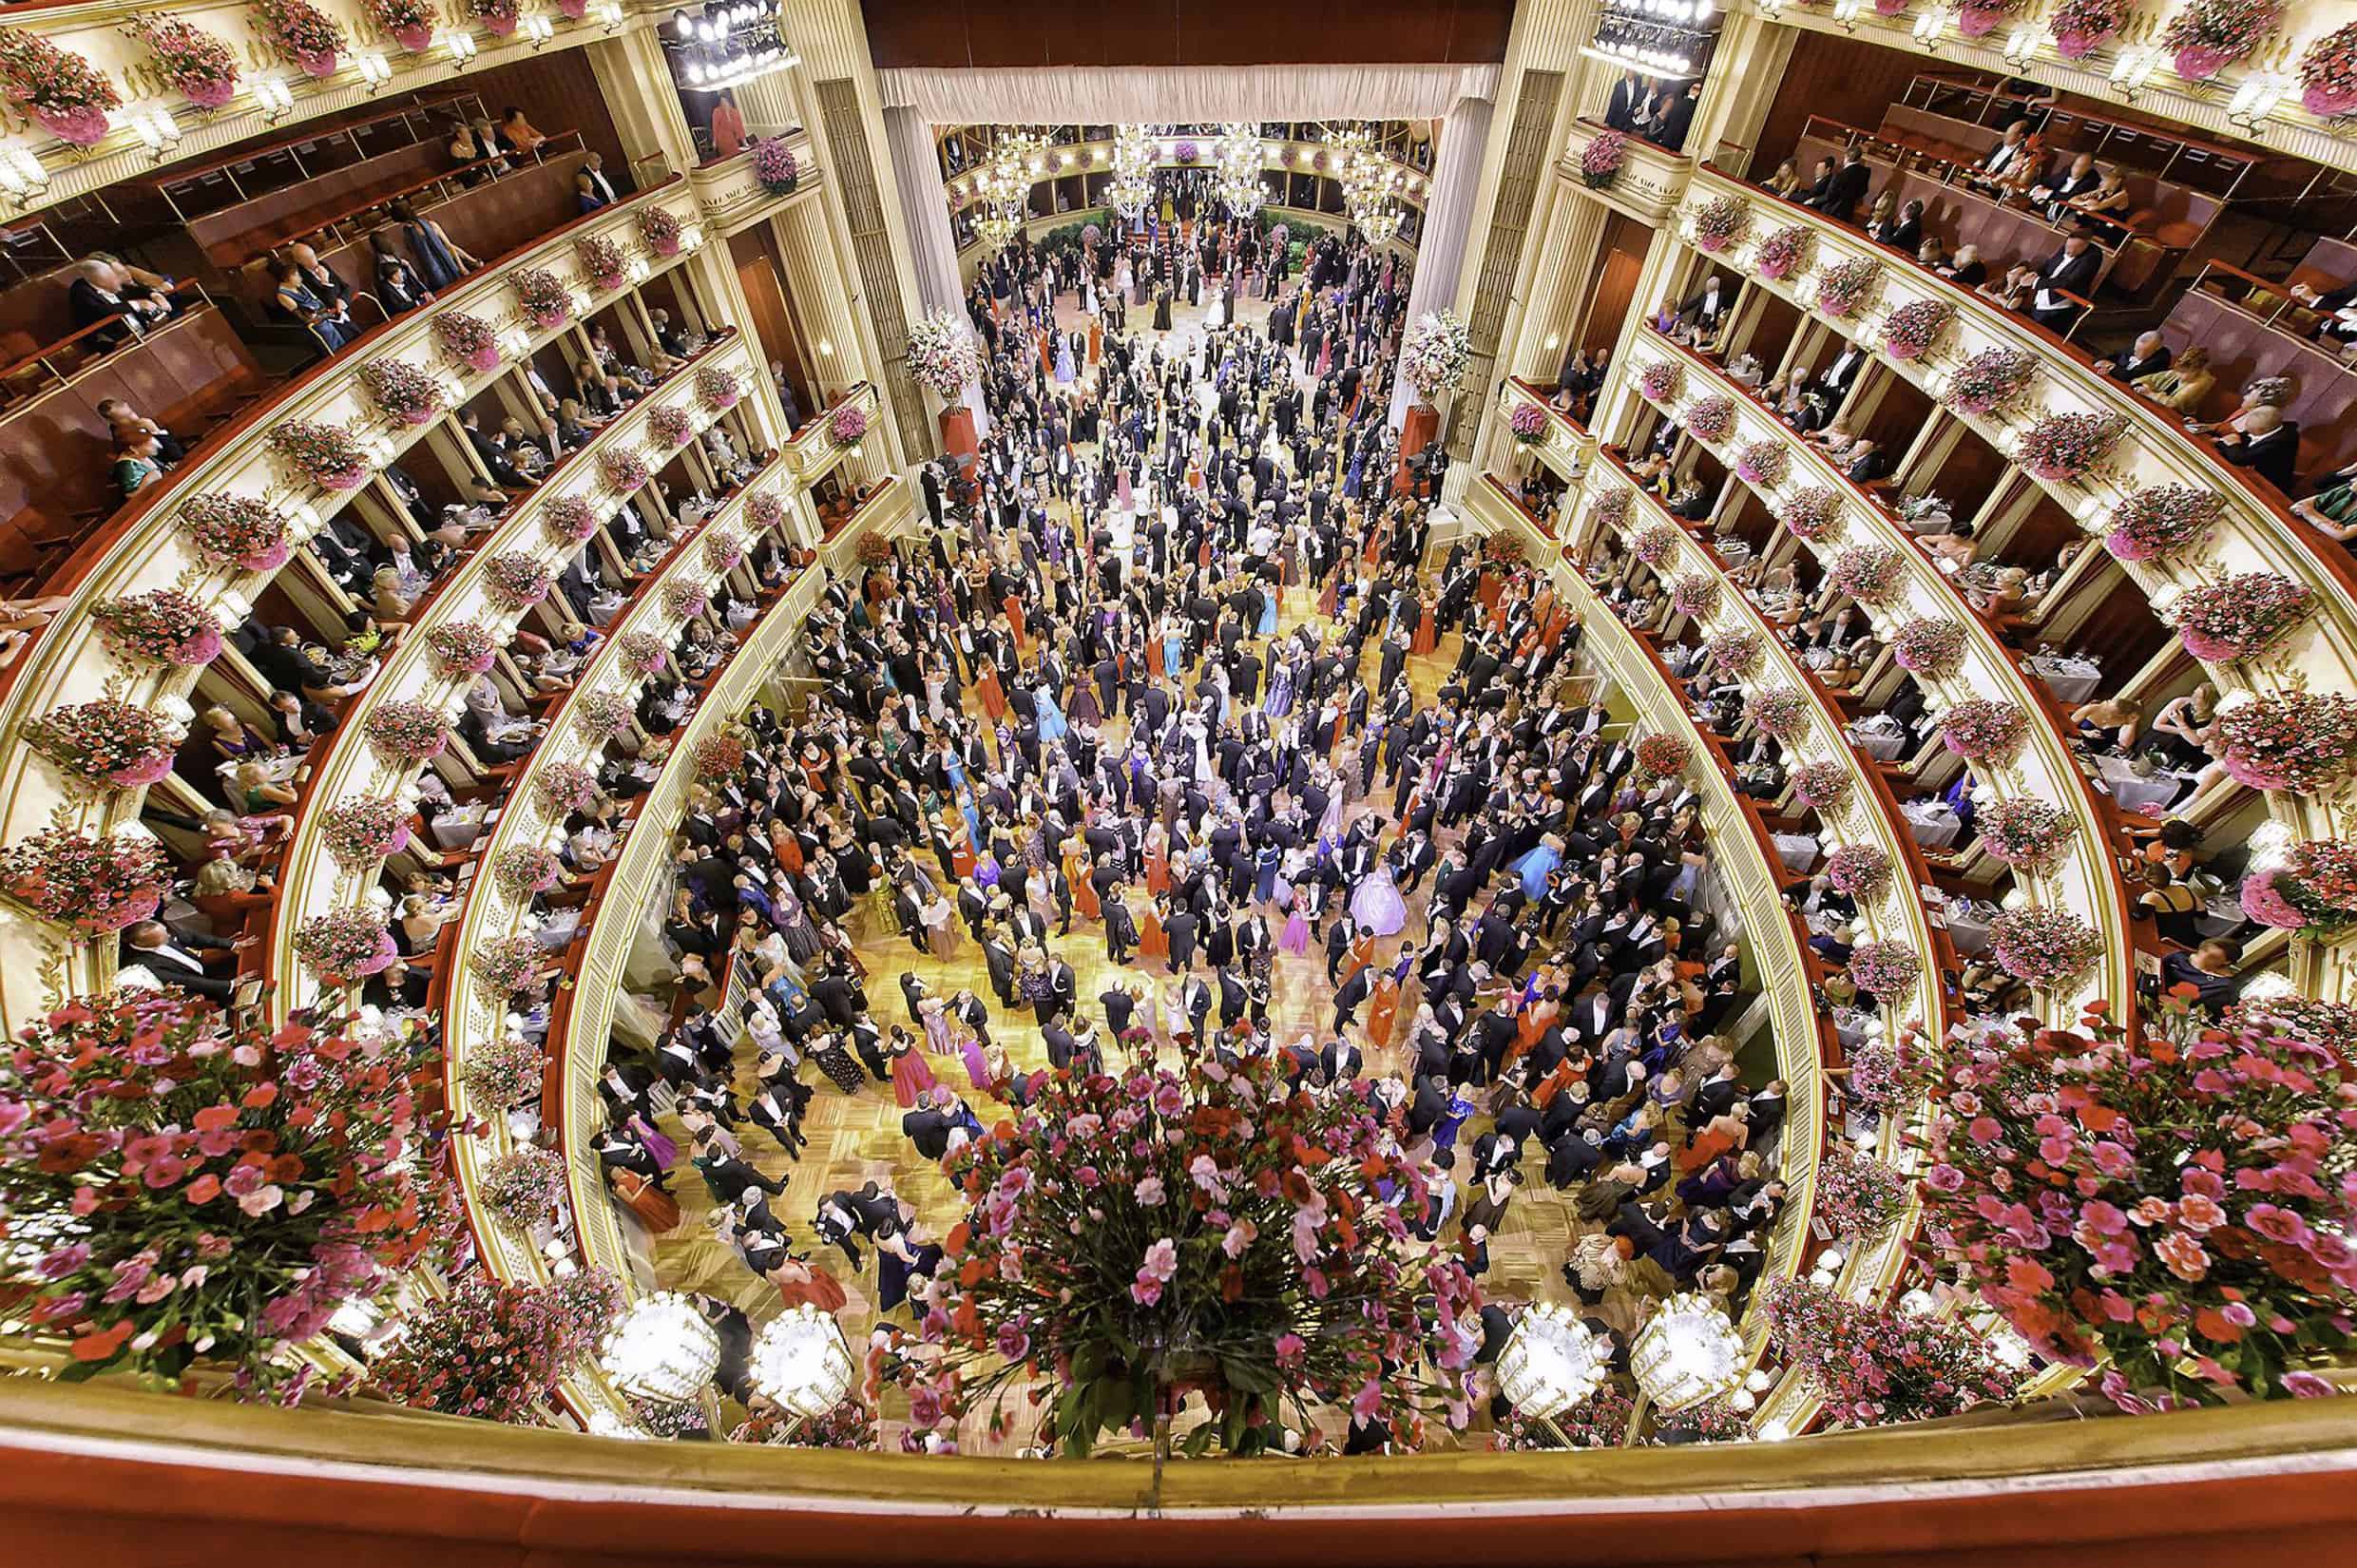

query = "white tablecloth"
(2197, 896), (2246, 939)
(2030, 656), (2102, 704)
(1773, 832), (1820, 872)
(2097, 754), (2194, 814)
(1944, 906), (1996, 956)
(1903, 801), (1962, 849)
(1850, 724), (1907, 760)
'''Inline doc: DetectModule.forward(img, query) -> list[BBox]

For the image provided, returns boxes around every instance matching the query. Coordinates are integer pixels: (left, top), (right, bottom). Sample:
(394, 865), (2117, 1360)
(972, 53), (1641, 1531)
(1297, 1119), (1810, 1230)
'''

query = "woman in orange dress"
(1342, 929), (1375, 985)
(1064, 835), (1100, 922)
(770, 1253), (849, 1314)
(1317, 564), (1343, 619)
(770, 819), (805, 877)
(1410, 590), (1439, 656)
(974, 657), (1007, 724)
(1005, 596), (1027, 653)
(939, 802), (977, 879)
(1143, 821), (1170, 896)
(1038, 328), (1053, 375)
(1139, 893), (1169, 967)
(1367, 967), (1401, 1047)
(1087, 316), (1102, 366)
(1515, 985), (1562, 1060)
(607, 1165), (680, 1235)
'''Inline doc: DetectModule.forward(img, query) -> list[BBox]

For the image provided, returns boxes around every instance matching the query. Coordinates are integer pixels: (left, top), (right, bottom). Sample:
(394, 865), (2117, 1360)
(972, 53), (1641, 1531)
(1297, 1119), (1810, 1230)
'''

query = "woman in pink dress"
(887, 1026), (938, 1109)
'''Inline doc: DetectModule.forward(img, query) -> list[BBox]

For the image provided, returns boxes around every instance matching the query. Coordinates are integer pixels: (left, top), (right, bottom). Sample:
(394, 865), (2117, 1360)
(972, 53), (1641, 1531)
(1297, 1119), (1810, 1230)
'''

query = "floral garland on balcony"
(1734, 440), (1789, 487)
(639, 205), (683, 258)
(1848, 940), (1923, 1002)
(2213, 692), (2357, 793)
(2, 825), (169, 933)
(2169, 572), (2315, 661)
(2103, 483), (2222, 562)
(0, 991), (453, 1391)
(358, 358), (444, 427)
(1705, 628), (1761, 676)
(464, 1033), (546, 1112)
(1824, 841), (1893, 901)
(1634, 733), (1690, 780)
(180, 494), (291, 572)
(0, 28), (123, 146)
(1978, 797), (2074, 870)
(469, 0), (521, 37)
(1943, 347), (2039, 417)
(130, 18), (240, 110)
(1923, 1002), (2357, 1405)
(1745, 686), (1811, 741)
(575, 234), (625, 291)
(747, 491), (787, 533)
(2239, 841), (2357, 936)
(493, 845), (564, 901)
(755, 136), (800, 194)
(1398, 311), (1472, 406)
(364, 0), (436, 52)
(2296, 23), (2357, 117)
(1754, 224), (1812, 283)
(319, 796), (411, 866)
(479, 1144), (566, 1239)
(1590, 488), (1633, 535)
(907, 312), (981, 404)
(1888, 617), (1965, 679)
(703, 531), (743, 573)
(511, 266), (571, 330)
(829, 403), (872, 448)
(481, 552), (552, 612)
(541, 496), (599, 545)
(1954, 0), (2024, 38)
(427, 620), (500, 678)
(91, 589), (222, 668)
(433, 311), (502, 373)
(1828, 543), (1906, 605)
(576, 691), (635, 737)
(24, 699), (183, 790)
(647, 405), (692, 448)
(1692, 193), (1749, 253)
(1815, 257), (1882, 321)
(370, 1271), (620, 1422)
(1792, 759), (1851, 812)
(1683, 395), (1736, 444)
(600, 448), (650, 496)
(473, 933), (549, 1003)
(2016, 411), (2126, 484)
(1880, 298), (1955, 361)
(2160, 0), (2283, 81)
(692, 732), (746, 778)
(1508, 402), (1547, 445)
(2048, 0), (2133, 58)
(1579, 128), (1627, 190)
(1633, 521), (1682, 567)
(1760, 1279), (2021, 1427)
(363, 700), (450, 764)
(1670, 572), (1720, 621)
(293, 906), (398, 983)
(1637, 359), (1684, 404)
(251, 0), (347, 77)
(1939, 698), (2027, 763)
(534, 760), (602, 815)
(1987, 906), (2102, 988)
(269, 420), (371, 491)
(697, 365), (740, 410)
(1813, 1144), (1910, 1240)
(1772, 486), (1838, 545)
(618, 630), (668, 676)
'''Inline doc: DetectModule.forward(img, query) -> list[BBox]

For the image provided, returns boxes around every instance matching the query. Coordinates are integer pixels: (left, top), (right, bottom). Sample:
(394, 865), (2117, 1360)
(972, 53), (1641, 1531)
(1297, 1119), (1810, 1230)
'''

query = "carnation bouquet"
(24, 699), (183, 789)
(427, 620), (500, 678)
(493, 845), (565, 901)
(1670, 573), (1721, 621)
(1792, 759), (1851, 812)
(1888, 617), (1965, 679)
(1828, 543), (1906, 605)
(576, 234), (626, 291)
(2048, 0), (2133, 58)
(470, 0), (520, 35)
(697, 365), (740, 410)
(269, 419), (371, 491)
(358, 358), (444, 429)
(293, 906), (398, 982)
(907, 312), (982, 404)
(1848, 939), (1923, 1002)
(1815, 257), (1882, 320)
(472, 932), (550, 1001)
(1754, 224), (1812, 283)
(1921, 1001), (2357, 1405)
(1735, 440), (1789, 487)
(1823, 841), (1893, 900)
(1976, 797), (2073, 870)
(619, 630), (669, 676)
(648, 405), (693, 448)
(1706, 628), (1761, 676)
(132, 17), (241, 109)
(640, 205), (683, 257)
(1761, 1279), (2019, 1426)
(370, 1271), (619, 1422)
(2239, 840), (2357, 936)
(365, 0), (435, 50)
(511, 266), (571, 330)
(754, 136), (800, 194)
(1684, 395), (1736, 445)
(1986, 905), (2101, 987)
(576, 691), (635, 737)
(830, 403), (872, 448)
(703, 530), (743, 573)
(662, 580), (710, 621)
(1508, 402), (1547, 445)
(2016, 411), (2125, 484)
(534, 760), (602, 815)
(1634, 522), (1683, 567)
(1955, 0), (2023, 36)
(1691, 193), (1750, 254)
(480, 1142), (565, 1234)
(181, 494), (291, 572)
(319, 795), (412, 866)
(1635, 733), (1690, 780)
(0, 991), (452, 1390)
(0, 27), (122, 145)
(747, 491), (787, 532)
(2212, 691), (2357, 793)
(1580, 129), (1627, 190)
(1638, 360), (1685, 404)
(92, 588), (221, 667)
(1879, 297), (1954, 361)
(542, 496), (600, 545)
(363, 699), (449, 763)
(2169, 571), (2314, 661)
(2297, 22), (2357, 116)
(252, 0), (347, 76)
(1776, 486), (1841, 545)
(465, 1032), (549, 1109)
(601, 448), (650, 495)
(1398, 311), (1473, 406)
(1811, 1145), (1909, 1240)
(1943, 347), (2039, 417)
(1745, 686), (1811, 742)
(1939, 698), (2027, 763)
(1844, 1026), (1937, 1116)
(1, 826), (169, 932)
(2225, 995), (2357, 1060)
(2161, 0), (2282, 80)
(691, 731), (746, 778)
(433, 311), (502, 373)
(481, 551), (553, 612)
(2103, 483), (2222, 562)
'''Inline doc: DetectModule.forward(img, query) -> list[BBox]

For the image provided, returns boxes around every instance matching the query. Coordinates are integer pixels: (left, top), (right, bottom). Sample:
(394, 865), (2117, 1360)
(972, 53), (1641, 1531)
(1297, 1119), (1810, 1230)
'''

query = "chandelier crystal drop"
(1630, 1291), (1747, 1412)
(1214, 122), (1265, 219)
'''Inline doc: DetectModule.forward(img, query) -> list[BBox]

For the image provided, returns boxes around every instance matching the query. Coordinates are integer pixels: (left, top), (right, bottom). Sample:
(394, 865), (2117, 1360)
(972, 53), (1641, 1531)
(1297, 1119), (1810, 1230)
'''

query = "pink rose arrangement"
(433, 312), (502, 373)
(576, 691), (636, 738)
(253, 0), (347, 75)
(133, 18), (241, 109)
(1792, 759), (1852, 812)
(1812, 1144), (1910, 1241)
(1955, 0), (2023, 36)
(1706, 629), (1761, 675)
(1889, 617), (1966, 679)
(2239, 841), (2357, 936)
(463, 1032), (548, 1109)
(1760, 1278), (2020, 1426)
(319, 796), (412, 866)
(1745, 686), (1811, 742)
(534, 761), (602, 815)
(363, 700), (450, 764)
(482, 551), (553, 611)
(2, 826), (169, 933)
(366, 0), (436, 50)
(1670, 573), (1721, 621)
(1580, 129), (1627, 189)
(24, 699), (184, 789)
(830, 403), (872, 448)
(748, 491), (787, 532)
(293, 906), (399, 982)
(1816, 257), (1882, 320)
(2161, 0), (2282, 80)
(2212, 692), (2357, 793)
(358, 358), (444, 426)
(1848, 940), (1924, 1002)
(2103, 483), (2223, 562)
(478, 1145), (566, 1239)
(2169, 571), (2314, 661)
(1754, 224), (1812, 282)
(542, 496), (600, 545)
(0, 28), (122, 145)
(1828, 543), (1907, 605)
(703, 530), (743, 574)
(2226, 995), (2357, 1060)
(1824, 841), (1894, 900)
(2016, 411), (2126, 484)
(2048, 0), (2133, 58)
(370, 1271), (620, 1422)
(511, 266), (571, 330)
(1507, 402), (1548, 445)
(1735, 440), (1789, 487)
(1683, 395), (1736, 444)
(427, 620), (500, 678)
(1638, 360), (1684, 404)
(1987, 906), (2102, 988)
(1692, 193), (1750, 253)
(181, 494), (291, 572)
(662, 580), (710, 621)
(2296, 22), (2357, 117)
(1879, 297), (1954, 361)
(1943, 347), (2039, 417)
(1634, 522), (1683, 567)
(470, 0), (520, 35)
(1635, 733), (1690, 780)
(493, 845), (565, 901)
(1778, 486), (1841, 545)
(619, 631), (669, 676)
(1844, 1025), (1938, 1116)
(601, 448), (650, 495)
(1939, 698), (2028, 763)
(576, 234), (626, 291)
(269, 419), (371, 491)
(472, 933), (549, 1002)
(648, 405), (693, 448)
(698, 365), (741, 411)
(1976, 796), (2073, 870)
(92, 588), (221, 667)
(755, 137), (801, 194)
(640, 205), (684, 257)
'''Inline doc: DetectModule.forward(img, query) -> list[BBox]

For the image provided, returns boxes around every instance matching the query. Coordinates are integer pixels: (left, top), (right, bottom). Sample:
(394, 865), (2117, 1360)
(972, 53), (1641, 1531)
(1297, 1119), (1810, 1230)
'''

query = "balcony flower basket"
(1398, 310), (1472, 407)
(1978, 797), (2073, 870)
(433, 311), (502, 373)
(512, 266), (571, 330)
(2, 990), (454, 1391)
(1828, 543), (1905, 605)
(542, 496), (600, 545)
(1634, 733), (1689, 780)
(494, 845), (565, 901)
(464, 1033), (547, 1110)
(364, 0), (435, 51)
(364, 699), (449, 764)
(482, 551), (552, 611)
(1815, 257), (1882, 321)
(1873, 0), (1908, 14)
(1825, 841), (1894, 901)
(132, 18), (240, 109)
(1745, 687), (1811, 742)
(269, 420), (370, 492)
(661, 580), (709, 621)
(473, 932), (550, 1002)
(1684, 395), (1736, 444)
(295, 907), (399, 984)
(1792, 759), (1851, 812)
(907, 312), (981, 405)
(1987, 906), (2101, 988)
(2161, 0), (2282, 81)
(1670, 573), (1720, 621)
(1692, 193), (1749, 254)
(1760, 1279), (2020, 1426)
(1633, 522), (1682, 567)
(2213, 692), (2357, 793)
(24, 700), (183, 789)
(1754, 224), (1811, 283)
(1811, 1146), (1909, 1242)
(1735, 440), (1789, 487)
(2103, 483), (2223, 562)
(747, 491), (787, 532)
(2048, 0), (2131, 58)
(1889, 617), (1966, 679)
(358, 358), (444, 427)
(639, 205), (683, 258)
(1706, 628), (1761, 676)
(577, 691), (635, 737)
(252, 0), (347, 77)
(692, 732), (745, 778)
(427, 620), (500, 678)
(697, 365), (740, 411)
(2296, 23), (2357, 117)
(829, 403), (872, 449)
(576, 234), (625, 291)
(618, 631), (668, 676)
(92, 589), (221, 668)
(755, 137), (800, 194)
(181, 494), (291, 571)
(558, 0), (590, 17)
(470, 0), (521, 37)
(320, 795), (412, 866)
(2017, 411), (2125, 484)
(1955, 0), (2022, 37)
(600, 449), (649, 495)
(703, 531), (743, 574)
(1507, 402), (1547, 445)
(2, 826), (168, 933)
(1880, 297), (1954, 361)
(2170, 572), (2315, 661)
(372, 1272), (618, 1421)
(1580, 128), (1627, 190)
(1779, 486), (1842, 545)
(2239, 841), (2357, 936)
(647, 405), (693, 448)
(479, 1144), (565, 1238)
(1589, 488), (1633, 537)
(1848, 940), (1922, 1002)
(1942, 349), (2039, 420)
(1638, 359), (1684, 404)
(534, 760), (602, 815)
(0, 29), (122, 145)
(1939, 698), (2028, 763)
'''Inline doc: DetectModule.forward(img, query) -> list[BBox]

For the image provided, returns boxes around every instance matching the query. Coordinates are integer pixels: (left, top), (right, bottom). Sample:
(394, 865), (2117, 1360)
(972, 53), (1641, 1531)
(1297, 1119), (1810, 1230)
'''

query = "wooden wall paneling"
(1752, 30), (1926, 177)
(462, 53), (634, 184)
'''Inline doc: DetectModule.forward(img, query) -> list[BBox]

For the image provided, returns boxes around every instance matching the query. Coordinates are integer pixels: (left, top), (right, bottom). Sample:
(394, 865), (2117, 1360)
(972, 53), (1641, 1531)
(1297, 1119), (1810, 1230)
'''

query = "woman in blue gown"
(1512, 833), (1563, 902)
(1035, 682), (1067, 745)
(1264, 657), (1295, 718)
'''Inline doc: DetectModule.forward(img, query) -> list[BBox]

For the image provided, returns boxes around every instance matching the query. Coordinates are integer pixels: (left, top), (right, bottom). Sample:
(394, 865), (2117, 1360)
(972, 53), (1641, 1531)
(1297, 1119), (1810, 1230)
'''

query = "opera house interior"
(2, 0), (2357, 1561)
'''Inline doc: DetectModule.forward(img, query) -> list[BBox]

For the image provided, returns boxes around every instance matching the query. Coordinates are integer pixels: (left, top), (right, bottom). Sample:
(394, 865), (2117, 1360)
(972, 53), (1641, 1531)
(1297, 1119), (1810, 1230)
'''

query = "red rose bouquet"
(2, 825), (169, 932)
(691, 732), (746, 777)
(24, 699), (184, 789)
(2169, 571), (2314, 661)
(1635, 733), (1689, 780)
(92, 588), (222, 667)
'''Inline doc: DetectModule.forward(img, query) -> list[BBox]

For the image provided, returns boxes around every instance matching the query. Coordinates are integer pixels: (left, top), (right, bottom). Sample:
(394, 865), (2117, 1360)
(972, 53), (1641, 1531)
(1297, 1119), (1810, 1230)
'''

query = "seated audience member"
(1980, 260), (2039, 314)
(98, 399), (185, 465)
(576, 170), (610, 213)
(2026, 231), (2100, 332)
(1869, 198), (1923, 254)
(2157, 938), (2241, 1013)
(371, 229), (434, 314)
(2096, 330), (2171, 382)
(501, 105), (547, 156)
(286, 241), (352, 316)
(69, 258), (169, 350)
(2132, 345), (2214, 413)
(2028, 151), (2100, 213)
(268, 257), (356, 354)
(1935, 242), (1987, 288)
(2213, 403), (2301, 494)
(1761, 157), (1801, 200)
(1812, 145), (1870, 221)
(111, 432), (168, 499)
(1968, 117), (2041, 195)
(2064, 165), (2134, 232)
(579, 151), (623, 205)
(2290, 460), (2357, 538)
(120, 919), (248, 1003)
(1839, 437), (1888, 486)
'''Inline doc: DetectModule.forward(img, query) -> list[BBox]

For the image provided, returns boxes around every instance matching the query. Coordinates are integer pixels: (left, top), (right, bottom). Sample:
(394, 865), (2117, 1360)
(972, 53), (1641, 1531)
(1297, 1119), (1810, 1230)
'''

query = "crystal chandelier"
(974, 127), (1047, 223)
(972, 209), (1018, 256)
(1630, 1291), (1747, 1413)
(1352, 201), (1403, 247)
(599, 1291), (720, 1405)
(748, 1302), (857, 1419)
(1107, 122), (1157, 223)
(1330, 121), (1404, 247)
(1495, 1302), (1608, 1419)
(1213, 121), (1265, 220)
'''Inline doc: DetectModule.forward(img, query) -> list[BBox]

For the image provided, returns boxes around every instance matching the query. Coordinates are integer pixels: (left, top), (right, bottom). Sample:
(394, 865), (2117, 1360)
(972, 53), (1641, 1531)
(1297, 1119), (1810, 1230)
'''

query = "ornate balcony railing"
(1497, 376), (1597, 487)
(1559, 116), (1695, 225)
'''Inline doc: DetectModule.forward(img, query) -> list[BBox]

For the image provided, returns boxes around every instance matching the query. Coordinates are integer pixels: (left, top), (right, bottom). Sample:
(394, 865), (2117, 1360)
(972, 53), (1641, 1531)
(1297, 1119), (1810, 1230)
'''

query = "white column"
(1390, 90), (1495, 430)
(882, 105), (988, 440)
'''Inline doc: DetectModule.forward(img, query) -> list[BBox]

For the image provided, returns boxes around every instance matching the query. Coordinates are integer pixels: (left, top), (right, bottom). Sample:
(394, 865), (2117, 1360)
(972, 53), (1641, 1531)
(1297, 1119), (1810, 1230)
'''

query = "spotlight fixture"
(664, 2), (798, 89)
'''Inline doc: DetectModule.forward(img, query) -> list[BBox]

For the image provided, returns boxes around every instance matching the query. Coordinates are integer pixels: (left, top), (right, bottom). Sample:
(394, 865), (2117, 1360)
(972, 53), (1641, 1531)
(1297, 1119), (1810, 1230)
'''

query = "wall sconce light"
(445, 29), (481, 63)
(816, 338), (834, 358)
(130, 108), (183, 160)
(254, 74), (296, 122)
(1911, 9), (1948, 49)
(2226, 71), (2290, 129)
(680, 223), (705, 249)
(2001, 27), (2038, 65)
(2108, 45), (2161, 99)
(1830, 0), (1867, 29)
(597, 1), (625, 29)
(355, 50), (393, 90)
(499, 326), (531, 357)
(522, 14), (555, 46)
